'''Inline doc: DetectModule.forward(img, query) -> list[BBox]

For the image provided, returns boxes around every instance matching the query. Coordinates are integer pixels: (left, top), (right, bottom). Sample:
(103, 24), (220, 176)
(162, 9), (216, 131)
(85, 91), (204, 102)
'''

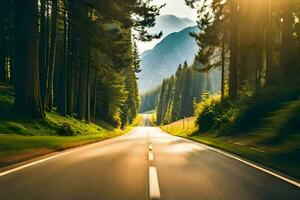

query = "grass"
(0, 83), (142, 167)
(150, 112), (157, 126)
(0, 112), (140, 167)
(132, 114), (143, 126)
(0, 113), (139, 167)
(0, 112), (108, 136)
(162, 117), (197, 135)
(162, 116), (300, 179)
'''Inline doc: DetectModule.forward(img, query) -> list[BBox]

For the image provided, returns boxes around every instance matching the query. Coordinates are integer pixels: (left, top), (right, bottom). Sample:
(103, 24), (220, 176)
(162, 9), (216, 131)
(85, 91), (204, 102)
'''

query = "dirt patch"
(0, 148), (54, 168)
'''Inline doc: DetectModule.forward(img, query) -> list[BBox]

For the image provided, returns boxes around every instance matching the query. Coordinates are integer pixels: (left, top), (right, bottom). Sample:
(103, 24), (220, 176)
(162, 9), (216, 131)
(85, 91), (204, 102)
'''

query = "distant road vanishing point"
(0, 115), (299, 200)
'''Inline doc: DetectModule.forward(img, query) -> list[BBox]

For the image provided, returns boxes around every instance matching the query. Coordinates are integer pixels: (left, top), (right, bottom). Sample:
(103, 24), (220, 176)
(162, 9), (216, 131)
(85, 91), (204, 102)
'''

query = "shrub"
(59, 123), (76, 136)
(231, 87), (300, 134)
(195, 95), (238, 133)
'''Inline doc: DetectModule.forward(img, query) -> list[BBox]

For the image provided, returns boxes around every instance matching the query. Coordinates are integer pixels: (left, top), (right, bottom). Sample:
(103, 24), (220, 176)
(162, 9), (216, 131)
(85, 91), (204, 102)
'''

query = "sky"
(137, 0), (197, 53)
(153, 0), (197, 20)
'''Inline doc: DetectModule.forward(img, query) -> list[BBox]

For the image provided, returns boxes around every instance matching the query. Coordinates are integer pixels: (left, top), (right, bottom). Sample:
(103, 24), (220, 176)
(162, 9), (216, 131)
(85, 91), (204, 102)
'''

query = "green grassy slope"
(0, 83), (140, 167)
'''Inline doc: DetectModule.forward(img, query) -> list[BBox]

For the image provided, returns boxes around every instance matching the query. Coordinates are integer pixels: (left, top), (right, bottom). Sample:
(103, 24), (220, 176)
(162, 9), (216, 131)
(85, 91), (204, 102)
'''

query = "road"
(0, 115), (299, 200)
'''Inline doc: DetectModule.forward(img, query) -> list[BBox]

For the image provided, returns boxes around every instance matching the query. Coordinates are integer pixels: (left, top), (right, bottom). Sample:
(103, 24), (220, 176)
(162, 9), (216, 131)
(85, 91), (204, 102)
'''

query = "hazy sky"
(153, 0), (197, 20)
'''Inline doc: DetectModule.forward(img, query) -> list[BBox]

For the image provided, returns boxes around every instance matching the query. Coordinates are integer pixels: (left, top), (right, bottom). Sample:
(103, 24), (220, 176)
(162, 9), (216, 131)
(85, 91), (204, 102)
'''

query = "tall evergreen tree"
(13, 0), (45, 118)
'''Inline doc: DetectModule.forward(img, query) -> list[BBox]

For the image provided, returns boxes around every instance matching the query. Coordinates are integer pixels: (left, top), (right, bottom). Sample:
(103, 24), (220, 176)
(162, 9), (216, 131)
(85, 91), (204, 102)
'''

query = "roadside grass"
(0, 83), (142, 167)
(162, 117), (197, 135)
(132, 114), (143, 126)
(0, 114), (138, 167)
(150, 112), (157, 126)
(0, 111), (109, 136)
(0, 115), (141, 167)
(162, 117), (300, 179)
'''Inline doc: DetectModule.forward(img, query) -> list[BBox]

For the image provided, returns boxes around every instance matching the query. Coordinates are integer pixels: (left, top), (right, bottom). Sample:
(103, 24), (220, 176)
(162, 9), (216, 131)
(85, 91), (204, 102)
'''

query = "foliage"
(222, 87), (300, 136)
(194, 94), (238, 132)
(59, 123), (76, 136)
(139, 87), (160, 113)
(0, 0), (163, 128)
(155, 62), (220, 125)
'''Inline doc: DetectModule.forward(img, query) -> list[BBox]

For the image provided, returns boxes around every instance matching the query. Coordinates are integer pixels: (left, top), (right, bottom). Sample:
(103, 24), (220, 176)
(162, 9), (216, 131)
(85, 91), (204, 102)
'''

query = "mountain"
(138, 26), (199, 93)
(140, 49), (152, 58)
(149, 15), (196, 38)
(138, 15), (196, 53)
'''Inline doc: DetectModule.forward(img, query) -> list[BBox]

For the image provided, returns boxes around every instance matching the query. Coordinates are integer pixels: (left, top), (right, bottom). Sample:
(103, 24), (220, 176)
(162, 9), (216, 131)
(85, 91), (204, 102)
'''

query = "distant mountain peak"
(138, 15), (197, 53)
(138, 26), (199, 93)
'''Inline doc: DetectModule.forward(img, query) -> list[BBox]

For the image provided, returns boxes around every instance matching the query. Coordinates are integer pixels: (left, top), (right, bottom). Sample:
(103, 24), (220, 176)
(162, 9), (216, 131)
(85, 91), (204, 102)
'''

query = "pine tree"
(181, 68), (193, 117)
(171, 64), (183, 121)
(157, 79), (168, 125)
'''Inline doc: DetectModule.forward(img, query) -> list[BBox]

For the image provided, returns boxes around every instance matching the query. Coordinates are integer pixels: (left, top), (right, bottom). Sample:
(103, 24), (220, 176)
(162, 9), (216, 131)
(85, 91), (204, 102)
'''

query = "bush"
(231, 87), (300, 134)
(195, 95), (238, 133)
(59, 123), (76, 136)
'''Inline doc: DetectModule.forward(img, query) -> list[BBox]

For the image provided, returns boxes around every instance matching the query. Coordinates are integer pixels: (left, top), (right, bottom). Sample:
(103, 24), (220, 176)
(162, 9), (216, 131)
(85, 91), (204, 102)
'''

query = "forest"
(154, 61), (219, 124)
(0, 0), (163, 128)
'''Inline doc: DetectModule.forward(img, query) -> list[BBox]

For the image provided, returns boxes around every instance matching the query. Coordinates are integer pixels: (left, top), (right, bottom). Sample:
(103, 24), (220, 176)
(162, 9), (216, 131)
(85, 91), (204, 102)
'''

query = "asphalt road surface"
(0, 115), (299, 200)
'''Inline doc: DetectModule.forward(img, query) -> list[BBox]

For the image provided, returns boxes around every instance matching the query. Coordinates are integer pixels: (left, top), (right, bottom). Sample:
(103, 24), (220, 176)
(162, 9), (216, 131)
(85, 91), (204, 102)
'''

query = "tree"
(0, 1), (6, 82)
(280, 0), (298, 79)
(39, 0), (48, 108)
(46, 0), (58, 110)
(171, 64), (183, 121)
(140, 87), (160, 113)
(228, 0), (239, 98)
(181, 68), (193, 117)
(13, 0), (45, 118)
(157, 79), (167, 125)
(0, 0), (164, 127)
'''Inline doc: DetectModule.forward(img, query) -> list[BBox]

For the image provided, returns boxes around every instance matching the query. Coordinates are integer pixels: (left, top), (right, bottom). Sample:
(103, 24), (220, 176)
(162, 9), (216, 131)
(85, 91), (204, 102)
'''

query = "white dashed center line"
(149, 166), (161, 200)
(148, 144), (153, 151)
(148, 151), (154, 161)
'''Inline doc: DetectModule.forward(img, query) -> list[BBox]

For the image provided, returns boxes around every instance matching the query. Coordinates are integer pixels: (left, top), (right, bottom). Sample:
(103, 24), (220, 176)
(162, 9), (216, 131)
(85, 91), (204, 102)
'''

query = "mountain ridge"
(138, 14), (196, 53)
(138, 26), (199, 93)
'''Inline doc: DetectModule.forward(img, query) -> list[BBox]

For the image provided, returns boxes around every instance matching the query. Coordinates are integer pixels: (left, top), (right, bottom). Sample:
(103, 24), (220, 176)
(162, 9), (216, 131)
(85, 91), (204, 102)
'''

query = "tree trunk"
(221, 35), (225, 100)
(85, 48), (91, 123)
(77, 58), (88, 120)
(39, 0), (47, 109)
(265, 0), (273, 86)
(58, 4), (68, 115)
(92, 71), (97, 122)
(66, 35), (74, 116)
(229, 0), (239, 98)
(46, 0), (58, 110)
(280, 0), (297, 79)
(8, 0), (14, 83)
(43, 0), (50, 106)
(0, 2), (7, 82)
(255, 28), (263, 90)
(13, 0), (45, 118)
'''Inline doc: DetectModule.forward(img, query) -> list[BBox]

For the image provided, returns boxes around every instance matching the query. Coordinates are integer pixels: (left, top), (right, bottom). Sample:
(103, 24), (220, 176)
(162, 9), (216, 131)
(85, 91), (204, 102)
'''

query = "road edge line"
(159, 128), (300, 189)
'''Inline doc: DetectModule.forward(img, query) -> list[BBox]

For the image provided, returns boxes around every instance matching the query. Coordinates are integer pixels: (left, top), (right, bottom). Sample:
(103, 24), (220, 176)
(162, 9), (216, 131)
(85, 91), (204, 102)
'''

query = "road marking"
(0, 144), (94, 177)
(149, 166), (160, 199)
(178, 136), (300, 188)
(148, 151), (154, 161)
(149, 144), (153, 151)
